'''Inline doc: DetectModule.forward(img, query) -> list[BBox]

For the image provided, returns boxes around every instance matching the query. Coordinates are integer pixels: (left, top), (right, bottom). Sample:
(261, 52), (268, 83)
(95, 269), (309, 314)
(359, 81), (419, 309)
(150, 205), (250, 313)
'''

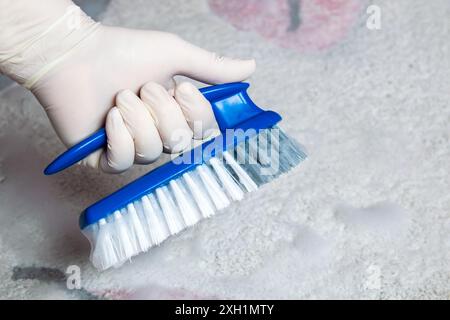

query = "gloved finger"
(140, 82), (193, 153)
(116, 89), (163, 164)
(170, 36), (256, 84)
(100, 107), (135, 173)
(173, 81), (219, 139)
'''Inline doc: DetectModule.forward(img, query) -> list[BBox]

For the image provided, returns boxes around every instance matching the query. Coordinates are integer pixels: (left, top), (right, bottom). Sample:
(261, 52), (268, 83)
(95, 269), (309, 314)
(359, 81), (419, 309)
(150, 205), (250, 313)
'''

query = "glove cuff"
(0, 4), (100, 89)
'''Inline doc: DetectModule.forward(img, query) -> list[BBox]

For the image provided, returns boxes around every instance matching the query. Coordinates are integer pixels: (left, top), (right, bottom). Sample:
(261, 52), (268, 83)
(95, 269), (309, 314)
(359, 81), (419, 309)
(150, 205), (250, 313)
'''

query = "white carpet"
(0, 0), (448, 299)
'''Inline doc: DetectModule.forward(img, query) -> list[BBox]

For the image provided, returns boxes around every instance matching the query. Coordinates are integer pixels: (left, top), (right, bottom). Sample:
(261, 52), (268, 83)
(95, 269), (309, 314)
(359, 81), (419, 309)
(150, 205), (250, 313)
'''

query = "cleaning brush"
(44, 82), (307, 270)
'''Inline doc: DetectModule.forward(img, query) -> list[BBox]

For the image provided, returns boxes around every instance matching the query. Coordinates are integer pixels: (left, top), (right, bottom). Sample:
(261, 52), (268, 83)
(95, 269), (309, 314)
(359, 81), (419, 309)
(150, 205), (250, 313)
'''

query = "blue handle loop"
(44, 82), (264, 175)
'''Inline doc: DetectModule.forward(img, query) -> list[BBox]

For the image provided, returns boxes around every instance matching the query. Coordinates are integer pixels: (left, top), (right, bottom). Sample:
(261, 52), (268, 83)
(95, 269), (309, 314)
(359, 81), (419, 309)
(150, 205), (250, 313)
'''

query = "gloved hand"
(0, 0), (256, 173)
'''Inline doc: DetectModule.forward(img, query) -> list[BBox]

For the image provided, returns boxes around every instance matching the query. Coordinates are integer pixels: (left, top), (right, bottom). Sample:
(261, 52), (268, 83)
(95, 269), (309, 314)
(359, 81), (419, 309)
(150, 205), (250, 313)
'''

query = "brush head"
(82, 127), (306, 270)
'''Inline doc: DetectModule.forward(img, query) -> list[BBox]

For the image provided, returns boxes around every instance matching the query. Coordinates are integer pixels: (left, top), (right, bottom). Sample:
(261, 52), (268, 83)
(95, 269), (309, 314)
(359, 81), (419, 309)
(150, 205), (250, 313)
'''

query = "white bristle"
(83, 222), (98, 249)
(113, 210), (135, 260)
(257, 131), (272, 166)
(209, 157), (244, 201)
(141, 195), (170, 245)
(84, 127), (307, 270)
(236, 143), (267, 186)
(126, 203), (151, 252)
(170, 180), (201, 226)
(240, 135), (259, 165)
(197, 164), (230, 210)
(223, 151), (258, 192)
(91, 218), (118, 270)
(258, 131), (280, 172)
(183, 171), (215, 218)
(156, 186), (186, 234)
(132, 200), (152, 241)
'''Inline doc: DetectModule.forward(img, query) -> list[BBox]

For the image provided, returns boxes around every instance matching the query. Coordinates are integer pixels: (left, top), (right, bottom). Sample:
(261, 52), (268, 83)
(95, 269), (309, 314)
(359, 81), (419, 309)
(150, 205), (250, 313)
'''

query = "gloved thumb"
(172, 36), (256, 84)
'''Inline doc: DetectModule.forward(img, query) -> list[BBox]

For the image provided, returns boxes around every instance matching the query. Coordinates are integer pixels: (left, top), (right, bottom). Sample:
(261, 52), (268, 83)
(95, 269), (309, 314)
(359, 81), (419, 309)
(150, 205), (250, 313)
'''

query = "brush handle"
(44, 82), (263, 175)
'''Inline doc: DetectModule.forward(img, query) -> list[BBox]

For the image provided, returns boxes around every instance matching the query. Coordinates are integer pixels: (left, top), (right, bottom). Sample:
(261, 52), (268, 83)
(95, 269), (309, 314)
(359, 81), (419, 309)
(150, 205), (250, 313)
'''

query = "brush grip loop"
(200, 82), (263, 131)
(44, 82), (263, 175)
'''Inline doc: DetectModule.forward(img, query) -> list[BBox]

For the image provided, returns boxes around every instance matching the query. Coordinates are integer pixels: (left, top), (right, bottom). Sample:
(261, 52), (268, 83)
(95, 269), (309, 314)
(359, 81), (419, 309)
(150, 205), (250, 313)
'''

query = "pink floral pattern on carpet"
(209, 0), (362, 52)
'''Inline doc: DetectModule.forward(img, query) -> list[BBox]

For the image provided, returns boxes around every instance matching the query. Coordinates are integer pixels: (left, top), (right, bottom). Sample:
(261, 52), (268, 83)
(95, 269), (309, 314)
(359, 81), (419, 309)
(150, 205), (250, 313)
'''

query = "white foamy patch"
(335, 202), (408, 234)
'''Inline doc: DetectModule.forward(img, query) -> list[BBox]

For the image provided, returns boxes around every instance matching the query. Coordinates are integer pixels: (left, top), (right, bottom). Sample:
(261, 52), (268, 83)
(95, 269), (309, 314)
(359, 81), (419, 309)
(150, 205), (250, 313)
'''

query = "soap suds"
(0, 0), (449, 299)
(335, 202), (408, 234)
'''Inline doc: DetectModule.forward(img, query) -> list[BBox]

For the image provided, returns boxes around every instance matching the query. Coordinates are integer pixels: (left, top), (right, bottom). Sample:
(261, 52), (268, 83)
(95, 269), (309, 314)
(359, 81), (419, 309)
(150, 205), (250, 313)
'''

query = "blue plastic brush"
(45, 82), (307, 270)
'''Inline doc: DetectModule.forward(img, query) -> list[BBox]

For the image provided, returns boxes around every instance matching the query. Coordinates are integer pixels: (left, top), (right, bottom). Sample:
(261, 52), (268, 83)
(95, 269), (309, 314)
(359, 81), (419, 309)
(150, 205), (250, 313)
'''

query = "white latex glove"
(0, 0), (256, 173)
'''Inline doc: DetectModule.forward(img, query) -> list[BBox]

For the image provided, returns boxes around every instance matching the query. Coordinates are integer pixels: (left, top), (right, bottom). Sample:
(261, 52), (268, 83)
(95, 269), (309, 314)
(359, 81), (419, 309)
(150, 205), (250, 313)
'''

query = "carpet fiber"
(0, 0), (448, 299)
